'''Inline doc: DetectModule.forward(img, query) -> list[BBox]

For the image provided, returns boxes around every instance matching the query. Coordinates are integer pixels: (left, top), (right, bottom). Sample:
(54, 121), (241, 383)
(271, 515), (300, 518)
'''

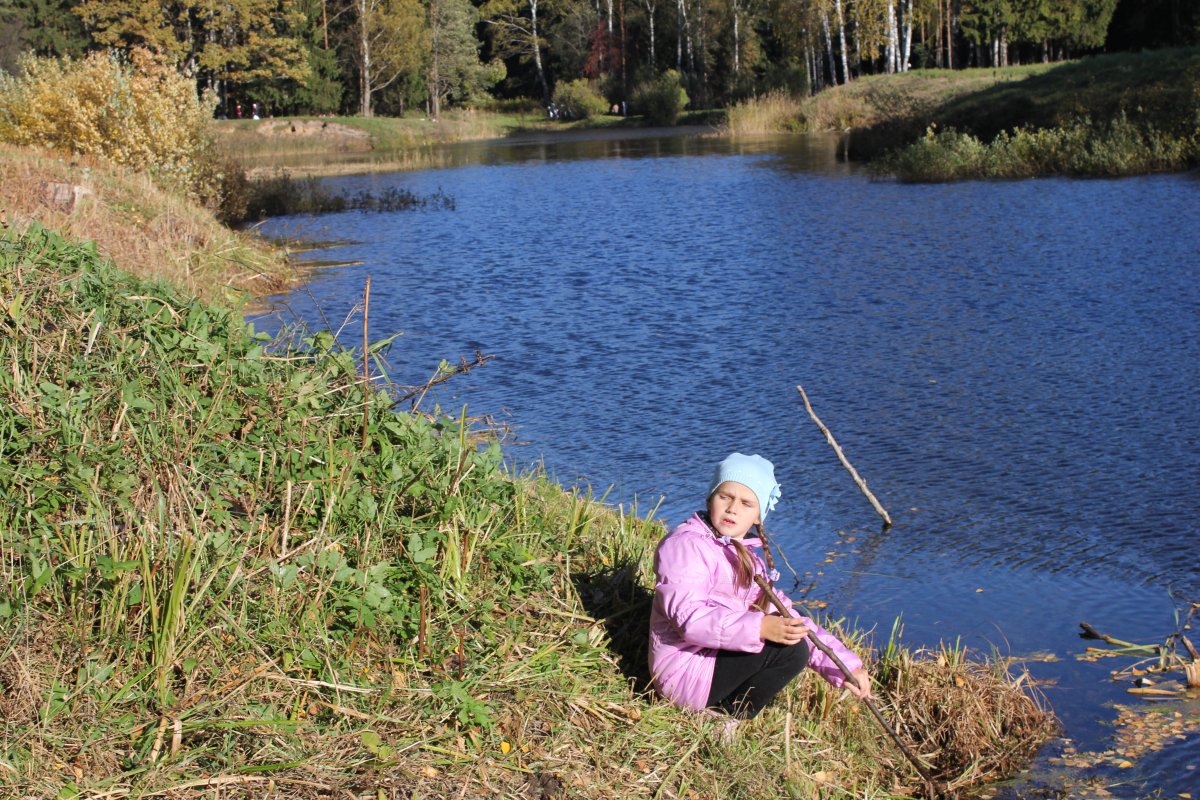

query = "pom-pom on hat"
(708, 453), (782, 520)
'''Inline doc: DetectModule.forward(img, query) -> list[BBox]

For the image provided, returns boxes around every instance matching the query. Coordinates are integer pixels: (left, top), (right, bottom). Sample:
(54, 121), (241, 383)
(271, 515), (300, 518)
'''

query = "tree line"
(1, 0), (1196, 117)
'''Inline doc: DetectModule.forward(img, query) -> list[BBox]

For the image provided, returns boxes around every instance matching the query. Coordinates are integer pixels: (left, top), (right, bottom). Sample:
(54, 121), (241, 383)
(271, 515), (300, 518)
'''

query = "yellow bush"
(0, 49), (221, 202)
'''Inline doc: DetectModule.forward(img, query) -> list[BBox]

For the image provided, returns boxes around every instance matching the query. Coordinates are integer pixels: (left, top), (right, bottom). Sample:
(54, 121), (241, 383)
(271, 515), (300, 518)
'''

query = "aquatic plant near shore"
(879, 113), (1199, 182)
(239, 171), (455, 222)
(724, 91), (805, 136)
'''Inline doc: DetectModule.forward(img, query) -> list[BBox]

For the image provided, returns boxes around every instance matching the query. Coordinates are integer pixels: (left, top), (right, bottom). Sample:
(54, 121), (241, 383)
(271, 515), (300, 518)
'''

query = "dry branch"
(796, 385), (892, 527)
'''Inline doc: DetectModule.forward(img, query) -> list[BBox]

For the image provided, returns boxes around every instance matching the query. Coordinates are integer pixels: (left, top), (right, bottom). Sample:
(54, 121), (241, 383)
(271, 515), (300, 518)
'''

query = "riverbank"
(0, 142), (291, 305)
(847, 47), (1200, 179)
(215, 110), (725, 179)
(0, 220), (1056, 797)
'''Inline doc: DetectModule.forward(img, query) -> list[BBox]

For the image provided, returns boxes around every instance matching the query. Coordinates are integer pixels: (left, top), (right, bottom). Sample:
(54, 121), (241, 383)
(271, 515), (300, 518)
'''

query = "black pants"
(706, 640), (811, 719)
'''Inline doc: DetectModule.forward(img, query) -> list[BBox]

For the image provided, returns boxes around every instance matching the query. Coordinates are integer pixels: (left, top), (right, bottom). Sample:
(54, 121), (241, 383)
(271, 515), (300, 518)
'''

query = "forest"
(1, 0), (1198, 119)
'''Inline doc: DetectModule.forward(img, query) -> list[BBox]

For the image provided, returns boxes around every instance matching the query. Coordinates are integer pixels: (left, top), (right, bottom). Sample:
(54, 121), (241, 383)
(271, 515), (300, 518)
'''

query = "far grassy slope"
(846, 47), (1200, 172)
(727, 47), (1200, 178)
(0, 143), (289, 304)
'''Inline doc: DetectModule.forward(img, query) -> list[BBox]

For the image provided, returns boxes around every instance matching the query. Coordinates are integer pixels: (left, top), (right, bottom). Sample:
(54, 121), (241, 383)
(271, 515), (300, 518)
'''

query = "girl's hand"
(844, 668), (873, 700)
(760, 614), (810, 646)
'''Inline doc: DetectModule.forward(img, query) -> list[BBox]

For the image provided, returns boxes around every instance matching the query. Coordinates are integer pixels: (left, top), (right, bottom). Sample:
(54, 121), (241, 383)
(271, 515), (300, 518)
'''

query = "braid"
(752, 522), (778, 612)
(727, 537), (755, 591)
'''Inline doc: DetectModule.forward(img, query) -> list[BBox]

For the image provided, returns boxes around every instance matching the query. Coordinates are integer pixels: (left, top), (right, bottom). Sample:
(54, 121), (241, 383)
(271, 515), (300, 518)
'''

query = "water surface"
(254, 132), (1200, 796)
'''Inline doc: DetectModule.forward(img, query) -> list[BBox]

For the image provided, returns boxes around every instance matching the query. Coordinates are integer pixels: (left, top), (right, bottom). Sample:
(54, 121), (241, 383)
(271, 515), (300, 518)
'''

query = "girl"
(648, 453), (872, 723)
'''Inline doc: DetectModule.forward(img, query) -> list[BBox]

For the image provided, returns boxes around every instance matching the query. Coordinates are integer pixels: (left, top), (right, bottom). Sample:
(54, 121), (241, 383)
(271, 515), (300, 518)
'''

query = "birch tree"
(482, 0), (553, 104)
(354, 0), (428, 116)
(635, 0), (659, 69)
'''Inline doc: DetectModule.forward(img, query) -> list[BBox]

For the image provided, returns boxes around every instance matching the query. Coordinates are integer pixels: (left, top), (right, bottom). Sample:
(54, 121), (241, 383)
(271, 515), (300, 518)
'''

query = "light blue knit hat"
(708, 453), (782, 520)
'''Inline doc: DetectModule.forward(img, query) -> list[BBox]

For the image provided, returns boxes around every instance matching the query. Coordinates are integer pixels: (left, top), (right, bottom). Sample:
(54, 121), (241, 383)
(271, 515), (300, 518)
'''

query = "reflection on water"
(245, 127), (850, 177)
(252, 132), (1200, 797)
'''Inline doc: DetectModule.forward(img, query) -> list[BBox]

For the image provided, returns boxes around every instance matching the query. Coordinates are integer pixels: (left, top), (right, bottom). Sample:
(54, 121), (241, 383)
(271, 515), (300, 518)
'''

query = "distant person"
(236, 102), (242, 118)
(252, 102), (260, 120)
(648, 453), (871, 736)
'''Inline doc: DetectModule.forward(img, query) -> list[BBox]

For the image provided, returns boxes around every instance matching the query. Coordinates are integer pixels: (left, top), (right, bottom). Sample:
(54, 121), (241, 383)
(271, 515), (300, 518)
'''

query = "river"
(252, 130), (1200, 798)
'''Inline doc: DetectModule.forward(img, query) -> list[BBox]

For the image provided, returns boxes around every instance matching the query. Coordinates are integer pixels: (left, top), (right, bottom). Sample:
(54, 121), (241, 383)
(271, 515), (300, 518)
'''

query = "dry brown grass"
(0, 143), (290, 304)
(880, 652), (1058, 792)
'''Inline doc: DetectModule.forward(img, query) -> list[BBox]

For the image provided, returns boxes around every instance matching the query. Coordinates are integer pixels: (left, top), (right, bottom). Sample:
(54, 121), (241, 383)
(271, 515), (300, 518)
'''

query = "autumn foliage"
(0, 49), (229, 207)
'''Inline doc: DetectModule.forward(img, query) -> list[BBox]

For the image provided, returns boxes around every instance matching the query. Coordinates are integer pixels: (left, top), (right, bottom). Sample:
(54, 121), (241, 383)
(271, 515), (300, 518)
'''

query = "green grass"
(0, 223), (1055, 797)
(722, 47), (1200, 179)
(851, 47), (1200, 178)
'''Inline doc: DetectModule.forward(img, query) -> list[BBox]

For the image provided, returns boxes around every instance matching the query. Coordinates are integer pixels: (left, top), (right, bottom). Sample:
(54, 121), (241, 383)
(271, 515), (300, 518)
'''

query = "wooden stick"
(361, 275), (371, 450)
(797, 385), (892, 527)
(754, 575), (943, 798)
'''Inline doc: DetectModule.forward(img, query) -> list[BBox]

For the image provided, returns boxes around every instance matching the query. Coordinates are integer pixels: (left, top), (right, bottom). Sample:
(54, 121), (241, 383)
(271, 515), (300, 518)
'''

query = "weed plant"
(1, 223), (1055, 797)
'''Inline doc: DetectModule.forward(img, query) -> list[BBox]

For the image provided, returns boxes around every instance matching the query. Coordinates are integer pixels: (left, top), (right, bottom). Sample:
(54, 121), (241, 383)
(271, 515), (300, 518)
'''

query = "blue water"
(253, 132), (1200, 796)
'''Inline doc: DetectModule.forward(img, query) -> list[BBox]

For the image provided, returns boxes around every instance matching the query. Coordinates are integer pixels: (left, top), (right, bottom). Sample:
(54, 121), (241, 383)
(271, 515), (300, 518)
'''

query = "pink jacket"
(648, 513), (864, 711)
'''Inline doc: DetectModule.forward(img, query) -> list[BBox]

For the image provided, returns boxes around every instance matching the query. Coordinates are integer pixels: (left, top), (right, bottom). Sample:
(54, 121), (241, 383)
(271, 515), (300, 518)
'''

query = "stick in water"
(796, 385), (892, 528)
(753, 574), (944, 798)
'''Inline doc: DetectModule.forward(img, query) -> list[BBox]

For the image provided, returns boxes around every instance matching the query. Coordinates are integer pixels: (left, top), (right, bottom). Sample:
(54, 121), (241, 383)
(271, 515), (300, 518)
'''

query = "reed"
(724, 91), (805, 135)
(0, 223), (1055, 798)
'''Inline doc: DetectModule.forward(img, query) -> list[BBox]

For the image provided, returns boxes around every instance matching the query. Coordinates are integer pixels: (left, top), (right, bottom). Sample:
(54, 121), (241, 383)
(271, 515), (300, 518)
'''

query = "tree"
(482, 0), (553, 104)
(0, 0), (88, 71)
(72, 0), (309, 98)
(353, 0), (429, 116)
(428, 0), (502, 116)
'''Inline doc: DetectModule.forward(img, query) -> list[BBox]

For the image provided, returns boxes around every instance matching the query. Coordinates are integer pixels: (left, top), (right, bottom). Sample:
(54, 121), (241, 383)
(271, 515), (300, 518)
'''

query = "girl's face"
(707, 481), (761, 539)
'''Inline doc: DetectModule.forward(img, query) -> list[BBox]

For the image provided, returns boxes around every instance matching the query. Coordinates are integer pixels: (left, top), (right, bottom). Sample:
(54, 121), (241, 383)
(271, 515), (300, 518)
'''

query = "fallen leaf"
(500, 740), (511, 754)
(422, 766), (439, 778)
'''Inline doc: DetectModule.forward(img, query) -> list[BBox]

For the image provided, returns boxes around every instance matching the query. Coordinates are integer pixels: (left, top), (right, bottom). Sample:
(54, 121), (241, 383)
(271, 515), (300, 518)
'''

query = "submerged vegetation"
(0, 223), (1056, 797)
(239, 173), (456, 223)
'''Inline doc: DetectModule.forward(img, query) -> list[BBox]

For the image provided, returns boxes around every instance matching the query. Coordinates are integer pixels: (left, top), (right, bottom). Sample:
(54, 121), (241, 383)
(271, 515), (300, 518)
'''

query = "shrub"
(552, 79), (609, 121)
(631, 70), (689, 126)
(0, 49), (227, 207)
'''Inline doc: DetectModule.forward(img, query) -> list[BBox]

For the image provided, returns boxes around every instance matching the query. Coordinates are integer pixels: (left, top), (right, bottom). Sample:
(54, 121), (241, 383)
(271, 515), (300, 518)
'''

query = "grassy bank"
(726, 63), (1055, 136)
(0, 143), (289, 304)
(726, 47), (1200, 180)
(214, 110), (524, 165)
(1, 222), (1055, 798)
(215, 109), (725, 179)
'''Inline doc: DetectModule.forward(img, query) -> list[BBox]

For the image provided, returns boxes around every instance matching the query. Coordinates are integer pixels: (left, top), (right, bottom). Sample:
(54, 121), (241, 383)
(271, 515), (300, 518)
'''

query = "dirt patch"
(254, 119), (372, 150)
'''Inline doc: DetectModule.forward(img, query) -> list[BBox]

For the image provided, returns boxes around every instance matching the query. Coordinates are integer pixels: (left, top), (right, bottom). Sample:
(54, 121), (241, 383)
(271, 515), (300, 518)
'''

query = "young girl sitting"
(648, 453), (872, 723)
